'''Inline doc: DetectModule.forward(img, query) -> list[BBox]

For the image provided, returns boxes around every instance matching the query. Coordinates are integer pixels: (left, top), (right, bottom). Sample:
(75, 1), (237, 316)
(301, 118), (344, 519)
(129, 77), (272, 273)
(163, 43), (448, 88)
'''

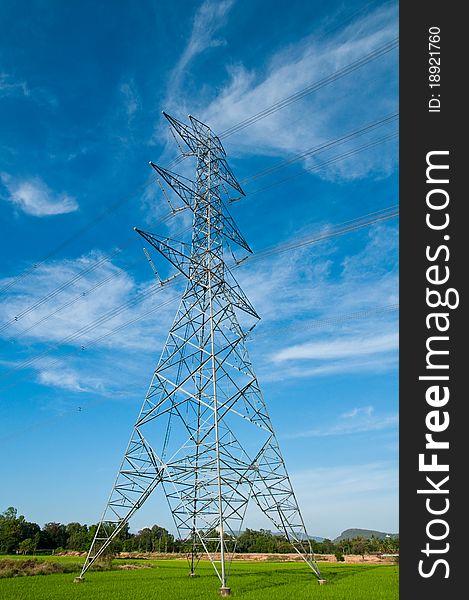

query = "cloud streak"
(0, 72), (57, 107)
(0, 73), (30, 98)
(289, 462), (398, 537)
(120, 80), (140, 121)
(285, 409), (398, 439)
(272, 332), (398, 362)
(235, 222), (398, 379)
(0, 252), (179, 352)
(37, 362), (94, 393)
(1, 173), (78, 217)
(166, 0), (235, 101)
(161, 2), (398, 183)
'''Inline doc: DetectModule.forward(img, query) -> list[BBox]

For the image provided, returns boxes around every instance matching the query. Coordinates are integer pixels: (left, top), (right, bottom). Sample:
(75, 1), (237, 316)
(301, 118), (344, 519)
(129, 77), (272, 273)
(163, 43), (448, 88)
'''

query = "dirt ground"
(58, 551), (397, 564)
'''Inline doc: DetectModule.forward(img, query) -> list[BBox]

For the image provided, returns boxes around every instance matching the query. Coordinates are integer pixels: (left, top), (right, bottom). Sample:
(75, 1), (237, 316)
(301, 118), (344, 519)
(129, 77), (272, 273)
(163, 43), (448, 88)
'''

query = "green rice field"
(0, 556), (398, 600)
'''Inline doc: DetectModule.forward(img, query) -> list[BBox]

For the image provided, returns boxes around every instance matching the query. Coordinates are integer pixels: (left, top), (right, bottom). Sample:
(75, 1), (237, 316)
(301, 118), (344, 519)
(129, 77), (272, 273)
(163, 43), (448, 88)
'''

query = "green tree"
(18, 537), (37, 555)
(0, 507), (40, 554)
(151, 524), (174, 553)
(320, 538), (335, 554)
(334, 549), (345, 562)
(40, 522), (67, 550)
(0, 507), (21, 553)
(366, 536), (380, 553)
(352, 537), (367, 558)
(135, 527), (153, 552)
(66, 522), (89, 551)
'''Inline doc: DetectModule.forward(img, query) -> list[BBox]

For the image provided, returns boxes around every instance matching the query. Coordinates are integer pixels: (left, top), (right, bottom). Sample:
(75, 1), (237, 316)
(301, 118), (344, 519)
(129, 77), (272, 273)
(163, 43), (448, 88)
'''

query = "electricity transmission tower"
(78, 113), (321, 594)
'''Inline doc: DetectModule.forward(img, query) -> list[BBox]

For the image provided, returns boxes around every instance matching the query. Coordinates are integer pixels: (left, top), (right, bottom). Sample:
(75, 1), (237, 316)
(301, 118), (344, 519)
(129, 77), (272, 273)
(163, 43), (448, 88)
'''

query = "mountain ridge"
(333, 528), (399, 542)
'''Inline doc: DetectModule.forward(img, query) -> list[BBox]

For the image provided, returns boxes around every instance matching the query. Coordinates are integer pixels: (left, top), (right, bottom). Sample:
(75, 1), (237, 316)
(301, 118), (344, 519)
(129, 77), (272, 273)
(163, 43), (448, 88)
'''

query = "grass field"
(0, 556), (398, 600)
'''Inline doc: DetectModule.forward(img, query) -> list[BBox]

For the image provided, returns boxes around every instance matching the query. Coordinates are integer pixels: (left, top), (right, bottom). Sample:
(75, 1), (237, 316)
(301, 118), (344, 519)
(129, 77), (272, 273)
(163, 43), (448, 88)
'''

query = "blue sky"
(0, 0), (398, 539)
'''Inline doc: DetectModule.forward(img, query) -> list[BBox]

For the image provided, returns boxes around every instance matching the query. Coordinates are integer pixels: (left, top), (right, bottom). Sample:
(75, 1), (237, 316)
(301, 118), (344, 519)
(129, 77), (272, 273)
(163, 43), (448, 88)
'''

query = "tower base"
(318, 579), (327, 585)
(73, 577), (85, 584)
(189, 573), (200, 578)
(219, 586), (231, 596)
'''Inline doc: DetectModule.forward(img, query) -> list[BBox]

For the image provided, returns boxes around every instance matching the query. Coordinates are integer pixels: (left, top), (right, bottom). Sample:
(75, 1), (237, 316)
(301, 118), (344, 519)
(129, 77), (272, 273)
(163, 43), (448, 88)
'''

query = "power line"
(0, 299), (398, 442)
(0, 209), (183, 334)
(2, 138), (397, 352)
(0, 205), (398, 386)
(0, 38), (398, 302)
(302, 303), (399, 329)
(0, 173), (158, 298)
(2, 223), (192, 342)
(219, 37), (398, 139)
(0, 283), (164, 379)
(246, 206), (398, 263)
(5, 259), (139, 343)
(240, 112), (398, 185)
(320, 0), (395, 39)
(0, 200), (397, 364)
(247, 130), (398, 197)
(0, 118), (397, 335)
(254, 303), (399, 338)
(0, 293), (180, 400)
(1, 31), (398, 302)
(161, 34), (398, 178)
(0, 238), (137, 335)
(0, 9), (400, 445)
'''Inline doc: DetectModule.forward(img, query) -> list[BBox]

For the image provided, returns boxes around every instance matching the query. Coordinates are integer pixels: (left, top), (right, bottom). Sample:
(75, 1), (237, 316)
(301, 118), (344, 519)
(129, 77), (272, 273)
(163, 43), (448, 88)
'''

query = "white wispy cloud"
(0, 252), (179, 352)
(152, 0), (236, 153)
(161, 2), (398, 182)
(238, 221), (397, 324)
(0, 173), (78, 217)
(285, 408), (398, 439)
(0, 72), (57, 107)
(120, 80), (140, 120)
(262, 354), (398, 380)
(166, 0), (235, 101)
(289, 462), (398, 537)
(31, 355), (118, 396)
(341, 405), (374, 419)
(236, 222), (398, 379)
(272, 332), (398, 363)
(0, 72), (30, 98)
(0, 251), (184, 396)
(38, 364), (90, 393)
(203, 5), (397, 147)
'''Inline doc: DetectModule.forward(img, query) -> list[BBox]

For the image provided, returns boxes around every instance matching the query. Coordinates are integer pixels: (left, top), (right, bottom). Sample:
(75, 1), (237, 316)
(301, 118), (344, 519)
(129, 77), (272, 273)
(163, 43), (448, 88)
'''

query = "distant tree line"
(0, 507), (176, 555)
(0, 507), (399, 556)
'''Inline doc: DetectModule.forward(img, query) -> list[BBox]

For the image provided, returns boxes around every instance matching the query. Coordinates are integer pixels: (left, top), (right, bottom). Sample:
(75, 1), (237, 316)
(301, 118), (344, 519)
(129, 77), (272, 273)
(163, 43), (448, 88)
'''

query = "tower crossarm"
(218, 279), (259, 319)
(162, 111), (201, 154)
(135, 228), (191, 279)
(150, 163), (251, 252)
(161, 113), (245, 196)
(214, 155), (245, 196)
(163, 111), (226, 160)
(187, 115), (244, 195)
(188, 115), (226, 156)
(219, 203), (252, 253)
(150, 162), (195, 210)
(135, 228), (258, 318)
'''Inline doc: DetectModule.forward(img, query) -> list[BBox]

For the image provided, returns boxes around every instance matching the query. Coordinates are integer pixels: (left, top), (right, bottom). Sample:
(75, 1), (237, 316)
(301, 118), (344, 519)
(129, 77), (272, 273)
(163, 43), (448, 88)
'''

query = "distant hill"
(271, 531), (324, 542)
(334, 528), (399, 542)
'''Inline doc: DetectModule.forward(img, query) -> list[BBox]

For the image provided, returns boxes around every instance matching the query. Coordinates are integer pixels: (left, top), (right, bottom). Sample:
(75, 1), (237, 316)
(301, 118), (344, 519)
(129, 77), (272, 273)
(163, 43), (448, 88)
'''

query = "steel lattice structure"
(79, 113), (321, 593)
